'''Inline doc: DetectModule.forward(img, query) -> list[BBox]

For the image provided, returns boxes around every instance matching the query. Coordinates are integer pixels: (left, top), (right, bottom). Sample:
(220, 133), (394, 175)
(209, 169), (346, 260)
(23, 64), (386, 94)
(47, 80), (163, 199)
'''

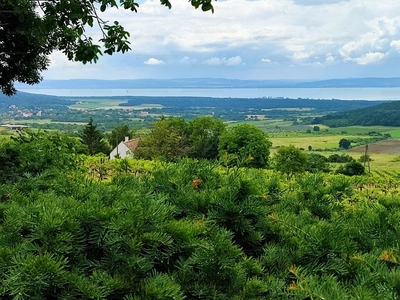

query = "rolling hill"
(312, 101), (400, 127)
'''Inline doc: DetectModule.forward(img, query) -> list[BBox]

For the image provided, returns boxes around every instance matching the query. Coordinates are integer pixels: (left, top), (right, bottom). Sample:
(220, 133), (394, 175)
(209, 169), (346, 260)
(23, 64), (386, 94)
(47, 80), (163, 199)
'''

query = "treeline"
(120, 96), (382, 112)
(312, 100), (400, 127)
(1, 129), (400, 298)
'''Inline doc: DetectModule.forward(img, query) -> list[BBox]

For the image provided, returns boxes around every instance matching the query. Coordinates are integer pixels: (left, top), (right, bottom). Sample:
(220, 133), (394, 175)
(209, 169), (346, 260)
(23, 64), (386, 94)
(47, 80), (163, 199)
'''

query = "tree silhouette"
(80, 118), (109, 155)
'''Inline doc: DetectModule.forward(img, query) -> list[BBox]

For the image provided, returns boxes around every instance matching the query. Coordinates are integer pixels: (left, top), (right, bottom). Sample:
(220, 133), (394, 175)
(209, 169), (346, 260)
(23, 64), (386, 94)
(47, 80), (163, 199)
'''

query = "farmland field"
(68, 99), (163, 110)
(348, 139), (400, 154)
(270, 135), (362, 149)
(324, 125), (400, 135)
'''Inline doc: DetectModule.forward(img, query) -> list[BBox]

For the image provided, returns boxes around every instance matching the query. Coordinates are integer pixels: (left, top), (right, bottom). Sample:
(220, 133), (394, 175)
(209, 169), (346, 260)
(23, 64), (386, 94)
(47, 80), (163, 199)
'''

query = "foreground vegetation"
(1, 130), (400, 299)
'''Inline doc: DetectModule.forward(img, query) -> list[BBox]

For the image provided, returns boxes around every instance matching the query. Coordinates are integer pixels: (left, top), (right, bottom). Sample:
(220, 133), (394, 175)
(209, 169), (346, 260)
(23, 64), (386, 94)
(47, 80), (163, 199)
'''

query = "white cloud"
(144, 58), (165, 65)
(179, 56), (197, 64)
(43, 0), (400, 80)
(203, 57), (222, 66)
(355, 52), (386, 65)
(326, 54), (335, 62)
(225, 56), (242, 66)
(391, 40), (400, 52)
(203, 56), (242, 66)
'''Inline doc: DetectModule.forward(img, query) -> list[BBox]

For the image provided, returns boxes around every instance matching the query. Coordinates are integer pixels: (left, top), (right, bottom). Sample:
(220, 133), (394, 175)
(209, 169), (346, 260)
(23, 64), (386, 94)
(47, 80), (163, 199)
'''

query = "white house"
(109, 137), (139, 160)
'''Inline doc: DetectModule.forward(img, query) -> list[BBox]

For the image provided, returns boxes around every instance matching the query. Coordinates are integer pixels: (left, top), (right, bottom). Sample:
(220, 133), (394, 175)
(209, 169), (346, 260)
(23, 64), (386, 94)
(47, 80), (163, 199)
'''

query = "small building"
(109, 137), (139, 160)
(0, 124), (29, 130)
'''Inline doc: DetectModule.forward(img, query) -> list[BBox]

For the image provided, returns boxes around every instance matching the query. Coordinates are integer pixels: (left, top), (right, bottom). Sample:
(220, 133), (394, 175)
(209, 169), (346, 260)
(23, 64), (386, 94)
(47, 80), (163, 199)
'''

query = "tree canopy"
(80, 117), (110, 155)
(218, 124), (272, 168)
(273, 145), (309, 176)
(0, 0), (216, 95)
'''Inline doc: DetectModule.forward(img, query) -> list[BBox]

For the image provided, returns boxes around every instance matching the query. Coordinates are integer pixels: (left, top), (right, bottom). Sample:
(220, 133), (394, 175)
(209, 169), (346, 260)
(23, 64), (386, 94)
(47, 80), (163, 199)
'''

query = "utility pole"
(364, 143), (370, 173)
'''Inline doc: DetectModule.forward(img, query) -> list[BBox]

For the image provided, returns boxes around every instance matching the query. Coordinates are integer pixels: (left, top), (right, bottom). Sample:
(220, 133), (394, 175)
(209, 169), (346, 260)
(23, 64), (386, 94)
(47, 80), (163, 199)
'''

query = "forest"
(312, 101), (400, 127)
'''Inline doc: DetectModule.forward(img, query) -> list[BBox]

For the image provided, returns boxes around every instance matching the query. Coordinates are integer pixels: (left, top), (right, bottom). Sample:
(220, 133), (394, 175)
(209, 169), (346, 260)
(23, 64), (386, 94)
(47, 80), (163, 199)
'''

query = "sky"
(43, 0), (400, 81)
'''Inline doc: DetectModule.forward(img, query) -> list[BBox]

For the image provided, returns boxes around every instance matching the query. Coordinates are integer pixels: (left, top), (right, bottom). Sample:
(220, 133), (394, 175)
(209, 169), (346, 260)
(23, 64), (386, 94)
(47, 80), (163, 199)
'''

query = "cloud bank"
(44, 0), (400, 80)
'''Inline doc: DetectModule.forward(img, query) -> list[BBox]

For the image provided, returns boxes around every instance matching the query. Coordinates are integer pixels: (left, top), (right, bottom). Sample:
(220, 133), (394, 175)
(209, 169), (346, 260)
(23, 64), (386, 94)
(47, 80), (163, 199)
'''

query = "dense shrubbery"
(1, 130), (400, 298)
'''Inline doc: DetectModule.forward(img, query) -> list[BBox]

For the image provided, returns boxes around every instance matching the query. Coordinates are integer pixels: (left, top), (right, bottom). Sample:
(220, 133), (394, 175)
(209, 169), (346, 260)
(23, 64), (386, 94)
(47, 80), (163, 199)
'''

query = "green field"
(320, 125), (400, 135)
(269, 135), (362, 149)
(68, 99), (163, 110)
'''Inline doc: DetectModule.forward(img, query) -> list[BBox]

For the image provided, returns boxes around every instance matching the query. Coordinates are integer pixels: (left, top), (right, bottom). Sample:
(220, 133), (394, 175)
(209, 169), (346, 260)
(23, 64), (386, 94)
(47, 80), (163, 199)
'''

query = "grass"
(68, 99), (163, 110)
(269, 135), (363, 150)
(386, 129), (400, 138)
(323, 125), (400, 135)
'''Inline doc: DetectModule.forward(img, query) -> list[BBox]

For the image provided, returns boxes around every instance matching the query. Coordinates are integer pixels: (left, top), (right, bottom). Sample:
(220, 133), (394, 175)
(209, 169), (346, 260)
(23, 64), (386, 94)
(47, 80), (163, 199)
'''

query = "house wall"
(109, 142), (133, 159)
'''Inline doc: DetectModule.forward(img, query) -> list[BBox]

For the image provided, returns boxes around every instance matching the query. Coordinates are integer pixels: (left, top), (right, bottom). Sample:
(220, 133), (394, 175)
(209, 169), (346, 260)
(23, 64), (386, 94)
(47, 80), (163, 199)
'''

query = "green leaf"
(201, 2), (213, 12)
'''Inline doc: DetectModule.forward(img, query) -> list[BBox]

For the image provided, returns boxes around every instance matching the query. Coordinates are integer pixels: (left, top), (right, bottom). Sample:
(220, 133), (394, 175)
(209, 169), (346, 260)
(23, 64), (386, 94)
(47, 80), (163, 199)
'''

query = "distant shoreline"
(17, 87), (400, 101)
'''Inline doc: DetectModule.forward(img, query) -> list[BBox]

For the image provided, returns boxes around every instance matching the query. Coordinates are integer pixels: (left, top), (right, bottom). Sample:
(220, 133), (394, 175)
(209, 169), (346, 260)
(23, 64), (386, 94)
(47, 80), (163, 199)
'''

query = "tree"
(187, 116), (226, 160)
(218, 124), (272, 168)
(273, 145), (309, 175)
(313, 126), (320, 132)
(339, 138), (351, 149)
(80, 117), (109, 155)
(336, 160), (365, 176)
(0, 130), (82, 183)
(1, 0), (215, 95)
(306, 153), (330, 173)
(107, 124), (131, 148)
(135, 117), (189, 161)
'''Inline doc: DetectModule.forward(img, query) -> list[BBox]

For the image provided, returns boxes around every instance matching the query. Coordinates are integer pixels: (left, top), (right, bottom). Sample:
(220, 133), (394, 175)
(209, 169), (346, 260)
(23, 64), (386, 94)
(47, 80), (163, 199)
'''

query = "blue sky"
(43, 0), (400, 81)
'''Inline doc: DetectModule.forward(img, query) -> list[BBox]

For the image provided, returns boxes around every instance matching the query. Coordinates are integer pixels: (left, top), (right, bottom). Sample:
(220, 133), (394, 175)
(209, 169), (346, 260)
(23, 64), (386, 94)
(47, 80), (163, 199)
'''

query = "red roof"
(123, 139), (139, 151)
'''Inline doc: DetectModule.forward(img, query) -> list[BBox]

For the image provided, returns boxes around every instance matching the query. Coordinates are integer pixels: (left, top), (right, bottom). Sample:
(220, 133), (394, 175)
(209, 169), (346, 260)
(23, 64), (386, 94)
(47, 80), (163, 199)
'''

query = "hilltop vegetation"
(1, 129), (400, 298)
(313, 100), (400, 127)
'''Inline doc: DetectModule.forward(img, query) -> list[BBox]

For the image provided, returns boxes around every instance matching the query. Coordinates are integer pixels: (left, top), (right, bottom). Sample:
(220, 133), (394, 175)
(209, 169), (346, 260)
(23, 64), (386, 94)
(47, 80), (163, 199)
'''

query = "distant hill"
(312, 101), (400, 127)
(15, 77), (400, 90)
(0, 91), (74, 110)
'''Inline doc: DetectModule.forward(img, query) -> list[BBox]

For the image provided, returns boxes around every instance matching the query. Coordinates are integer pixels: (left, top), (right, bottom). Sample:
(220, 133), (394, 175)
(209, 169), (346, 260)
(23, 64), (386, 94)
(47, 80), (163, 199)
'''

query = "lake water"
(18, 87), (400, 100)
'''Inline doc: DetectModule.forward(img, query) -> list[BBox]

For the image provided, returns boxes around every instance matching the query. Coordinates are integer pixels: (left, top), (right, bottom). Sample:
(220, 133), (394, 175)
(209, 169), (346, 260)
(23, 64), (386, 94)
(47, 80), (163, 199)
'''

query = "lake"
(18, 87), (400, 100)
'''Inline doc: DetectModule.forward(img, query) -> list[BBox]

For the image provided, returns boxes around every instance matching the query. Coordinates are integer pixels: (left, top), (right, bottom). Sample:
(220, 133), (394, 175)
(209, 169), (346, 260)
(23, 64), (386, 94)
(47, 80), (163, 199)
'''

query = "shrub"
(336, 160), (365, 176)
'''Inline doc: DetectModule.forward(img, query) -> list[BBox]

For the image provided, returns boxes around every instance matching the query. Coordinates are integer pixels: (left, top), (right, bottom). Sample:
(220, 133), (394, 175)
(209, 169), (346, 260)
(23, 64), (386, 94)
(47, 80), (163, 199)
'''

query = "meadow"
(68, 99), (164, 110)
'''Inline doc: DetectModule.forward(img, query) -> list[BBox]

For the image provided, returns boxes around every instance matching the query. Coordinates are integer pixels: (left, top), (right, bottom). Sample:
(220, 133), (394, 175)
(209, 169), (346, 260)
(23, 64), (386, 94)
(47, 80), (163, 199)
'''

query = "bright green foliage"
(273, 145), (309, 175)
(0, 130), (82, 183)
(358, 154), (372, 163)
(218, 124), (272, 168)
(107, 124), (131, 148)
(80, 117), (110, 155)
(135, 117), (189, 161)
(187, 116), (226, 159)
(1, 0), (215, 95)
(2, 136), (400, 298)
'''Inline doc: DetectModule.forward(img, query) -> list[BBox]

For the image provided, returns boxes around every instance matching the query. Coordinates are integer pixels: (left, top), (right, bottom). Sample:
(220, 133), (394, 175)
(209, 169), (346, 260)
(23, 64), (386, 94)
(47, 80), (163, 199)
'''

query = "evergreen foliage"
(1, 133), (400, 299)
(80, 117), (110, 155)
